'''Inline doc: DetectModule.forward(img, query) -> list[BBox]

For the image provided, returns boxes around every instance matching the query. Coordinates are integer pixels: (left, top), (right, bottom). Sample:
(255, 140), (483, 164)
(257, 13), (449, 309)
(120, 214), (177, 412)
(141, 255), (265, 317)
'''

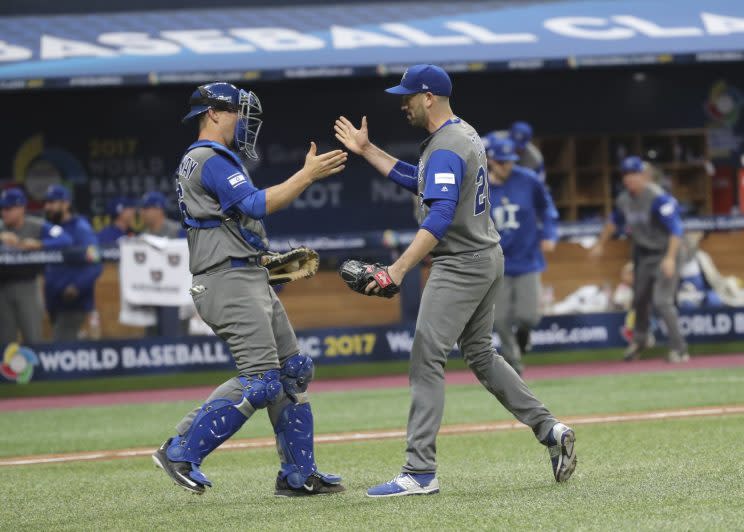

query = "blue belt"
(195, 256), (262, 275)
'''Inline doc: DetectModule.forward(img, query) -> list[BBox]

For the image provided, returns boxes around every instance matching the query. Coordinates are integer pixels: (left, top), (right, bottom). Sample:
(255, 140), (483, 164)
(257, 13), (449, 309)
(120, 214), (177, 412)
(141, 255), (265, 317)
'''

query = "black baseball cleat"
(516, 326), (532, 356)
(274, 472), (346, 497)
(152, 438), (207, 495)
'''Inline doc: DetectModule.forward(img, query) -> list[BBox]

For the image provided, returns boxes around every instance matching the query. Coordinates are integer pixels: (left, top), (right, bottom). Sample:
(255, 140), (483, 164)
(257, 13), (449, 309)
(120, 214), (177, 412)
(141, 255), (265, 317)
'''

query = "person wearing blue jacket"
(485, 136), (559, 375)
(1, 188), (73, 344)
(43, 185), (103, 341)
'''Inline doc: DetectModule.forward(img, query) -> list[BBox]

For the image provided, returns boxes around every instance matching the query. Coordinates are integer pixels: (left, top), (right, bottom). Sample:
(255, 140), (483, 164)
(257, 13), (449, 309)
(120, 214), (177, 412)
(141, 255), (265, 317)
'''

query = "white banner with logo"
(119, 236), (191, 307)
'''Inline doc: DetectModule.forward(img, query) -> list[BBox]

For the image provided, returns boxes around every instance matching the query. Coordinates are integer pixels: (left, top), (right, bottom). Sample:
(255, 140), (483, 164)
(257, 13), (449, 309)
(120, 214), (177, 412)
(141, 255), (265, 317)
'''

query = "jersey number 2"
(474, 166), (487, 216)
(176, 181), (191, 222)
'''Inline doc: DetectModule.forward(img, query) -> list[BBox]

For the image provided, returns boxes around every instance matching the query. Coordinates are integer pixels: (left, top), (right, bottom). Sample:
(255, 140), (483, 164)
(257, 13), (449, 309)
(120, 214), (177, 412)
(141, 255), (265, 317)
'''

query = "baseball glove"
(338, 259), (400, 298)
(261, 247), (319, 286)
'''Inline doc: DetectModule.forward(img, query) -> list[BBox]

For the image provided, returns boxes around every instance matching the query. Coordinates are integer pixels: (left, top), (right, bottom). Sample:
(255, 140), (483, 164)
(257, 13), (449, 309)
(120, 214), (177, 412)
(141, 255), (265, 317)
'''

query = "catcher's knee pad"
(280, 354), (314, 402)
(167, 371), (282, 465)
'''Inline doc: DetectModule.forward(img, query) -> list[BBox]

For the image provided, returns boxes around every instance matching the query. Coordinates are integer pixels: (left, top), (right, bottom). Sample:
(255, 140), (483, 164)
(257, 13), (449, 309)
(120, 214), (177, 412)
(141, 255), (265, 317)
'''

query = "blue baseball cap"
(45, 184), (72, 202)
(385, 64), (452, 97)
(141, 191), (167, 209)
(183, 81), (240, 122)
(509, 121), (533, 149)
(0, 188), (27, 208)
(620, 156), (645, 174)
(107, 196), (137, 217)
(486, 137), (520, 162)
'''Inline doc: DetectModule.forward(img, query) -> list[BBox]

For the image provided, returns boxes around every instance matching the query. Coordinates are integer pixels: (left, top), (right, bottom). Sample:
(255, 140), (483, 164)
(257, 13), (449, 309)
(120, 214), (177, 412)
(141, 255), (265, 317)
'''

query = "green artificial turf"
(3, 416), (743, 531)
(2, 367), (743, 458)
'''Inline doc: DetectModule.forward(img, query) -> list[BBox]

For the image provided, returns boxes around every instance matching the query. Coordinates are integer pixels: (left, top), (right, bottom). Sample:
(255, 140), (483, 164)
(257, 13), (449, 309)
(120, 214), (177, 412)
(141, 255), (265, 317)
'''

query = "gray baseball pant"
(632, 251), (687, 353)
(403, 246), (558, 475)
(492, 272), (542, 374)
(176, 265), (300, 435)
(51, 310), (87, 342)
(0, 279), (43, 344)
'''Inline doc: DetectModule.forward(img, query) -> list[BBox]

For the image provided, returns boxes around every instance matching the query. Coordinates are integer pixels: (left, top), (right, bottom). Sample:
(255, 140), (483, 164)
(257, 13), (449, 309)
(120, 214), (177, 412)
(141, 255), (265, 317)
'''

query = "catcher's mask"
(183, 81), (263, 160)
(234, 89), (263, 160)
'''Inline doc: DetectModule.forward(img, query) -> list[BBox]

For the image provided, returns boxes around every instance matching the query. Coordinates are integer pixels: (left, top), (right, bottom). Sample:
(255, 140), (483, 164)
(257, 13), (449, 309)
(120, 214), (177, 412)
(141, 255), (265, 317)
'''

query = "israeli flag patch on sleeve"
(434, 172), (455, 184)
(227, 172), (246, 188)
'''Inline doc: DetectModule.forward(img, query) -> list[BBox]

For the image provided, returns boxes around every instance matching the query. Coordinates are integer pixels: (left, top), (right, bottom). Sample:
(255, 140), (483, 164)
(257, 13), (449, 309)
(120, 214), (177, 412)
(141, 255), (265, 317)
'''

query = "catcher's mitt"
(338, 259), (400, 298)
(261, 247), (319, 286)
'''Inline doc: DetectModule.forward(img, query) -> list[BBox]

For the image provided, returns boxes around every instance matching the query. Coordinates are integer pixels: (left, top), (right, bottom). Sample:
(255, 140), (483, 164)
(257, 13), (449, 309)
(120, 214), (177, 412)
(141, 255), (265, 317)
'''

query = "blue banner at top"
(0, 0), (743, 89)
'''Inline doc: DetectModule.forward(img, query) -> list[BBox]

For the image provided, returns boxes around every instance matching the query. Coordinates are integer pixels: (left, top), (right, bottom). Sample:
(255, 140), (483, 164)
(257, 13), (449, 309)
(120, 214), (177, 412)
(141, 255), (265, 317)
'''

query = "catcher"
(152, 81), (347, 497)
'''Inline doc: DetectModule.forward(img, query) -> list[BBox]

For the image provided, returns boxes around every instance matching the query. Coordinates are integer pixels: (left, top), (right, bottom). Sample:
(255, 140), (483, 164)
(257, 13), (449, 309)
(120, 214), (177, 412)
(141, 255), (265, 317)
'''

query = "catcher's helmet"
(182, 82), (241, 122)
(183, 81), (263, 160)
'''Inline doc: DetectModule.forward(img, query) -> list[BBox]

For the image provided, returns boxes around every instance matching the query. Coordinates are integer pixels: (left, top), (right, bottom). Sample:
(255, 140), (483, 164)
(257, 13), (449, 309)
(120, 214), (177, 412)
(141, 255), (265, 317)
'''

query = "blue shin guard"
(167, 371), (282, 486)
(275, 355), (341, 488)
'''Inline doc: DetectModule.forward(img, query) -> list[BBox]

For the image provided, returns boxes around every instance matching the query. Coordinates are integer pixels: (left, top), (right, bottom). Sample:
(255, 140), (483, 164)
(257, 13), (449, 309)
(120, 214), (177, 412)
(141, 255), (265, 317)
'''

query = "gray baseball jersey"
(176, 144), (269, 275)
(614, 183), (677, 253)
(416, 118), (500, 256)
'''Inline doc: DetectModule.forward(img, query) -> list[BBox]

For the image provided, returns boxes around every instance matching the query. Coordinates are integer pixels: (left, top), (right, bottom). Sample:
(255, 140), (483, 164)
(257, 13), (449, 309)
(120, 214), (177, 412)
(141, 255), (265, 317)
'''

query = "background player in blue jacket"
(1, 188), (72, 344)
(97, 196), (137, 245)
(43, 185), (102, 341)
(485, 136), (559, 375)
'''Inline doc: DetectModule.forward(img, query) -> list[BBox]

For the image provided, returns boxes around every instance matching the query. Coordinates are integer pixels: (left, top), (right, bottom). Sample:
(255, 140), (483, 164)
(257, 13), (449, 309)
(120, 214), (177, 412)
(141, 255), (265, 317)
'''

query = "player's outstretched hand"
(334, 116), (370, 155)
(303, 142), (347, 182)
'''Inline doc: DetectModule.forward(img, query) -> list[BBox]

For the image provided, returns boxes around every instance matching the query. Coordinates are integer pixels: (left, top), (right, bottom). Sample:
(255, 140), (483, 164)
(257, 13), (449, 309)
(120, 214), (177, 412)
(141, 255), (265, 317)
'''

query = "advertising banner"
(2, 307), (743, 384)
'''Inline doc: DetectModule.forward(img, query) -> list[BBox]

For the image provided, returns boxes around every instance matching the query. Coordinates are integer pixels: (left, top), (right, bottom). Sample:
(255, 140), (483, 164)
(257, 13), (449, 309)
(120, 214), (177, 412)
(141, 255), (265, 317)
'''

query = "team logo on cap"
(0, 343), (39, 384)
(401, 69), (408, 81)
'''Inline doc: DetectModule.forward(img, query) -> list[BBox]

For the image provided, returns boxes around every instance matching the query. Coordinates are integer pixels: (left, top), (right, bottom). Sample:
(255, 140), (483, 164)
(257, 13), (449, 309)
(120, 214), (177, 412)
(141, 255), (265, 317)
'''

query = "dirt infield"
(1, 353), (743, 413)
(2, 404), (743, 467)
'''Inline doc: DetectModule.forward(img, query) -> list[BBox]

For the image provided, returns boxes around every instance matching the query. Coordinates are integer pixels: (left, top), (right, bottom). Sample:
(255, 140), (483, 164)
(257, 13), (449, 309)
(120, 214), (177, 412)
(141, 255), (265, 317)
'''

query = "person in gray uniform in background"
(487, 121), (546, 182)
(152, 82), (348, 497)
(140, 192), (185, 238)
(590, 156), (689, 363)
(139, 190), (187, 337)
(334, 64), (576, 498)
(0, 188), (72, 344)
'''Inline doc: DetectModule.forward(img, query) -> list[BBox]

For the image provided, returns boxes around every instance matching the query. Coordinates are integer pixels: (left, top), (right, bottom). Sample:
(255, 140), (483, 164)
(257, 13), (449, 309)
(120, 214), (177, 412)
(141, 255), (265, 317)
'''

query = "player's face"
(141, 206), (162, 228)
(622, 171), (645, 195)
(488, 159), (513, 180)
(219, 110), (239, 145)
(44, 200), (67, 224)
(118, 206), (136, 228)
(1, 205), (23, 227)
(400, 93), (428, 127)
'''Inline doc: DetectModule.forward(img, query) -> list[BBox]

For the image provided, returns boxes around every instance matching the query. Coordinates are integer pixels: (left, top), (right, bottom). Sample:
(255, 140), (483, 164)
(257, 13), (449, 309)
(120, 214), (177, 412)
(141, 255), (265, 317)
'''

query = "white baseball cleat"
(548, 423), (577, 483)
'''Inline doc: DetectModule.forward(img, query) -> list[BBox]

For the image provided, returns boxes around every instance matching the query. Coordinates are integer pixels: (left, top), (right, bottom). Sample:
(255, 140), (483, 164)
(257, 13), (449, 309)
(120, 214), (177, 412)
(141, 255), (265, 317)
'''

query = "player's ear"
(424, 92), (435, 108)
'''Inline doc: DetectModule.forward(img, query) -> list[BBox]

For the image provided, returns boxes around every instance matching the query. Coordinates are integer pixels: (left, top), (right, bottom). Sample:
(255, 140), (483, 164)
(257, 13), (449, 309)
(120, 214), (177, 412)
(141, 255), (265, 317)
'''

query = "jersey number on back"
(176, 181), (191, 222)
(474, 166), (487, 216)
